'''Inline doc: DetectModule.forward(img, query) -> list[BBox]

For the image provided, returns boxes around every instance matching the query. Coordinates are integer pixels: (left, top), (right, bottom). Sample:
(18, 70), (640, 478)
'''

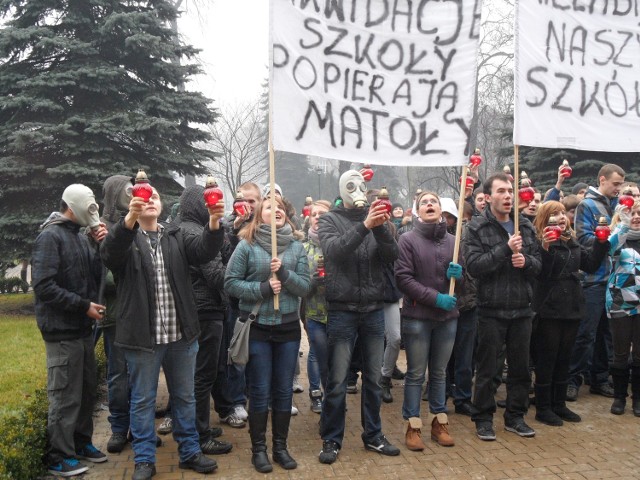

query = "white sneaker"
(292, 375), (304, 393)
(291, 405), (299, 416)
(234, 405), (248, 421)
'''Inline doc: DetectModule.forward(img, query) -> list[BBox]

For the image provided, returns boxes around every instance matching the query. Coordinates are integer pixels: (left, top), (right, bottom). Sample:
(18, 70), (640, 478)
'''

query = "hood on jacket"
(584, 186), (613, 207)
(40, 211), (69, 230)
(179, 185), (209, 226)
(102, 175), (134, 226)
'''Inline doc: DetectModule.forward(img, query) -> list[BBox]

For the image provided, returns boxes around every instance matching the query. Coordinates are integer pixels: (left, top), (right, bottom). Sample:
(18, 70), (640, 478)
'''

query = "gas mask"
(119, 181), (134, 211)
(62, 184), (100, 229)
(339, 170), (368, 209)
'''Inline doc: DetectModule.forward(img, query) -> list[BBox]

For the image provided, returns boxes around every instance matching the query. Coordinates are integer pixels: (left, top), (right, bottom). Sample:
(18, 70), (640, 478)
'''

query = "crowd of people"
(31, 161), (640, 479)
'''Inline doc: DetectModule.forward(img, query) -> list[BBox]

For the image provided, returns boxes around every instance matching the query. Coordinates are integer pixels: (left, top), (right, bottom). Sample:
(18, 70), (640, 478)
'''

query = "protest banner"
(513, 0), (640, 151)
(270, 0), (482, 167)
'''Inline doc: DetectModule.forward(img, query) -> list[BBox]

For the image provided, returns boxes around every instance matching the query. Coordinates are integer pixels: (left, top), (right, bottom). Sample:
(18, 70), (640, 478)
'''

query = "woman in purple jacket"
(395, 191), (463, 451)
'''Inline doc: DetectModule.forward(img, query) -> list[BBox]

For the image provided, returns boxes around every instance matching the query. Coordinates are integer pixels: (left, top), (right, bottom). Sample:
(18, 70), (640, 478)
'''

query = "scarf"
(255, 223), (294, 255)
(307, 226), (320, 246)
(625, 228), (640, 241)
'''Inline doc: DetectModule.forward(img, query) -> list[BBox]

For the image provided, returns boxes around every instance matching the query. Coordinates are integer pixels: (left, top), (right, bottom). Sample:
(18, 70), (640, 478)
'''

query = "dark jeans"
(534, 318), (580, 385)
(212, 305), (247, 417)
(452, 308), (477, 404)
(45, 336), (96, 461)
(195, 314), (224, 441)
(321, 309), (385, 447)
(609, 314), (640, 369)
(472, 315), (532, 425)
(306, 319), (328, 394)
(568, 284), (612, 388)
(103, 326), (130, 434)
(246, 338), (300, 413)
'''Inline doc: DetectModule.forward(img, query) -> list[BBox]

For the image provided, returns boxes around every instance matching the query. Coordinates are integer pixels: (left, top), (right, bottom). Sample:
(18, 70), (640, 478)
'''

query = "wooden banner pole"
(449, 165), (468, 296)
(514, 144), (520, 236)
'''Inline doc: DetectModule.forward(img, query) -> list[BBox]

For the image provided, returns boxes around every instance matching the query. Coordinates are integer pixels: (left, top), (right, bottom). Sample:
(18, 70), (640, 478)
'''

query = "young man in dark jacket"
(32, 184), (108, 476)
(464, 173), (542, 441)
(317, 170), (400, 464)
(177, 185), (233, 455)
(101, 186), (225, 480)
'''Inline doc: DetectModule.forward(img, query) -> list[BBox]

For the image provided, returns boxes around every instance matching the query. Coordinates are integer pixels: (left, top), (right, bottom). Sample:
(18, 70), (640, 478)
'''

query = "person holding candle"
(101, 185), (225, 480)
(224, 196), (310, 473)
(605, 202), (640, 417)
(395, 191), (463, 449)
(532, 201), (609, 426)
(464, 172), (542, 441)
(302, 200), (332, 413)
(566, 164), (625, 402)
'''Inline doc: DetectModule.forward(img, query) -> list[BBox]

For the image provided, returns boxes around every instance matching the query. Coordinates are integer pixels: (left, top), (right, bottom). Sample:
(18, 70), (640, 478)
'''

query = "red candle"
(361, 164), (374, 182)
(519, 172), (535, 203)
(619, 194), (634, 209)
(372, 186), (392, 213)
(302, 196), (313, 217)
(544, 215), (562, 241)
(469, 148), (482, 167)
(132, 169), (153, 202)
(560, 159), (572, 178)
(203, 175), (223, 207)
(233, 191), (248, 216)
(503, 165), (514, 183)
(595, 217), (610, 241)
(317, 255), (325, 277)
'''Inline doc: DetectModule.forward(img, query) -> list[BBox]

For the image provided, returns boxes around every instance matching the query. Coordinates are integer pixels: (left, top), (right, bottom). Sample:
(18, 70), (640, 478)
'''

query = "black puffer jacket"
(178, 185), (228, 314)
(533, 236), (608, 320)
(100, 218), (224, 351)
(318, 205), (398, 312)
(463, 208), (541, 319)
(32, 217), (102, 342)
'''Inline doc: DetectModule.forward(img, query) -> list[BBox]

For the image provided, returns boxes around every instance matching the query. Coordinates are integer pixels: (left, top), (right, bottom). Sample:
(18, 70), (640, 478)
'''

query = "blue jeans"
(453, 309), (477, 405)
(568, 284), (612, 388)
(246, 339), (300, 413)
(321, 309), (385, 447)
(402, 317), (457, 419)
(103, 326), (130, 434)
(306, 319), (328, 394)
(124, 338), (200, 464)
(382, 302), (402, 378)
(212, 306), (247, 417)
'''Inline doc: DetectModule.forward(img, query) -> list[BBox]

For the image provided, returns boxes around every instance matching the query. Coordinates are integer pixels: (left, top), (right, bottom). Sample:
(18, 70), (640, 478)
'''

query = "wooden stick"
(449, 165), (468, 295)
(268, 69), (279, 311)
(513, 144), (520, 236)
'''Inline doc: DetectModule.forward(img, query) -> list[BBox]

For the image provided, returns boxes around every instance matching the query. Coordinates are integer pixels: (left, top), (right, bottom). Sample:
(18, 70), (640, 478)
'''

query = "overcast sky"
(178, 0), (269, 108)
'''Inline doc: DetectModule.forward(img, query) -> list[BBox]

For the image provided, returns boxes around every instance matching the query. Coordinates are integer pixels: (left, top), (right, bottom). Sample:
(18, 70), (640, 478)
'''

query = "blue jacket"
(574, 187), (615, 285)
(606, 225), (640, 318)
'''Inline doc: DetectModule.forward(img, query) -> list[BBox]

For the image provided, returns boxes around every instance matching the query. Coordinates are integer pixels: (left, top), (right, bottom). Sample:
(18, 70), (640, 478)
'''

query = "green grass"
(0, 293), (44, 414)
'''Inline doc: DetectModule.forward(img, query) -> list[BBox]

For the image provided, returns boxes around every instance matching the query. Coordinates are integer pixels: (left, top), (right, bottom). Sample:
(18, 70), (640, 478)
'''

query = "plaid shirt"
(142, 226), (181, 344)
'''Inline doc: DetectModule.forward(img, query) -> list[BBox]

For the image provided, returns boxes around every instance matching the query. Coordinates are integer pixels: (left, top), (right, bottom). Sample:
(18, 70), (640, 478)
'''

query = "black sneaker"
(200, 438), (233, 455)
(455, 401), (473, 416)
(391, 366), (406, 380)
(504, 419), (535, 437)
(566, 384), (579, 402)
(364, 435), (400, 456)
(47, 457), (89, 477)
(107, 432), (129, 453)
(346, 382), (358, 394)
(310, 394), (323, 414)
(132, 462), (156, 480)
(476, 423), (496, 441)
(319, 440), (340, 464)
(179, 452), (218, 473)
(209, 426), (223, 438)
(590, 383), (615, 398)
(76, 443), (107, 463)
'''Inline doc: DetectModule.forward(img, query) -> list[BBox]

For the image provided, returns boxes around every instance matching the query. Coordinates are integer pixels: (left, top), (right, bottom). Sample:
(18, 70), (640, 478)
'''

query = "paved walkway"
(77, 333), (640, 480)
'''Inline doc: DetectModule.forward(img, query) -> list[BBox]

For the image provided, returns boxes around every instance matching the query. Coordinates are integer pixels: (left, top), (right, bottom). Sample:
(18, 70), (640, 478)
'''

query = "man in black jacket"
(317, 170), (400, 464)
(32, 184), (108, 477)
(101, 186), (224, 480)
(464, 173), (542, 441)
(177, 185), (233, 455)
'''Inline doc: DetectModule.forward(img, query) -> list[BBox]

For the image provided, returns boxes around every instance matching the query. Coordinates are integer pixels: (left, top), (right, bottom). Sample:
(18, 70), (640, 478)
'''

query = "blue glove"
(435, 293), (457, 311)
(446, 262), (463, 280)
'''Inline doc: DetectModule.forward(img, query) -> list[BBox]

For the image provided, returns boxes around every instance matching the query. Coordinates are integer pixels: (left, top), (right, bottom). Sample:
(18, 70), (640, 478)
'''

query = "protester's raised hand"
(89, 223), (108, 243)
(208, 200), (225, 230)
(124, 197), (147, 229)
(364, 204), (390, 229)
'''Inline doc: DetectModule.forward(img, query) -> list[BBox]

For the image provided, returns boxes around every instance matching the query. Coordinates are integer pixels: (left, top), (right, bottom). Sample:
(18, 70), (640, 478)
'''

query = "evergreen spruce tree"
(0, 0), (216, 261)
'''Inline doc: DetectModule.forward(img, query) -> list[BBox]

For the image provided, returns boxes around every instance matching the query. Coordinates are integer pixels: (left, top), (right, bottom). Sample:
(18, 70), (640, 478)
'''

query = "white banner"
(270, 0), (482, 167)
(514, 0), (640, 151)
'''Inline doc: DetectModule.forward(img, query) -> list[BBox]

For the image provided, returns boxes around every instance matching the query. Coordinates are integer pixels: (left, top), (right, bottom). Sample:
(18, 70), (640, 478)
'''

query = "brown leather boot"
(430, 413), (454, 447)
(405, 417), (425, 451)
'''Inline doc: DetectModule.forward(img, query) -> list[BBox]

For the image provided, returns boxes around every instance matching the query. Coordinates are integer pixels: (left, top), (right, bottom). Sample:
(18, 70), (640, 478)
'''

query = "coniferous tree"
(0, 0), (216, 261)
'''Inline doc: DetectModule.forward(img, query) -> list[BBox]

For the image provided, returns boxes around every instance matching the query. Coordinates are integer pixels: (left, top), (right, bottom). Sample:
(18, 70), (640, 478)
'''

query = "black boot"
(631, 366), (640, 417)
(552, 382), (581, 422)
(610, 367), (629, 415)
(380, 376), (393, 403)
(272, 410), (297, 470)
(249, 411), (272, 473)
(534, 384), (563, 426)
